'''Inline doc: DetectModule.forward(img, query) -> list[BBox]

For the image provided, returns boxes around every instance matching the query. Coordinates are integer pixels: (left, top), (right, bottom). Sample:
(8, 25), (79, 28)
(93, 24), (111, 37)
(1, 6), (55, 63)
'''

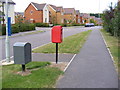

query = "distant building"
(24, 2), (64, 24)
(0, 0), (15, 24)
(47, 4), (64, 24)
(95, 18), (102, 25)
(15, 12), (25, 23)
(83, 13), (90, 23)
(76, 10), (80, 24)
(24, 2), (49, 23)
(63, 8), (76, 23)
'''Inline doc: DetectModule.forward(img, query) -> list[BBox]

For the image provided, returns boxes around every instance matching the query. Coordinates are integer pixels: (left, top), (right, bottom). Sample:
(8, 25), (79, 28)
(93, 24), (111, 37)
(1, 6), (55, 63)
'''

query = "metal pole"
(99, 0), (100, 18)
(22, 64), (25, 72)
(56, 43), (58, 64)
(5, 0), (10, 62)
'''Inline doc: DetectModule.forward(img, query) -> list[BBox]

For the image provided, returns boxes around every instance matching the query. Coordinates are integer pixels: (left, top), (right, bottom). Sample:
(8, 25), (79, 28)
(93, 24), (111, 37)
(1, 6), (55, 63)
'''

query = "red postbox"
(52, 26), (63, 43)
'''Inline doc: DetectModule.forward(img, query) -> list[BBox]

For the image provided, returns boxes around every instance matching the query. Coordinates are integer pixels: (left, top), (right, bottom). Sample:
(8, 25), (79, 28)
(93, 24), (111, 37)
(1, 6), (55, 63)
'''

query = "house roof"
(57, 7), (63, 12)
(0, 0), (15, 4)
(15, 12), (24, 16)
(49, 4), (58, 11)
(81, 13), (90, 18)
(63, 8), (75, 14)
(31, 2), (46, 10)
(49, 4), (64, 12)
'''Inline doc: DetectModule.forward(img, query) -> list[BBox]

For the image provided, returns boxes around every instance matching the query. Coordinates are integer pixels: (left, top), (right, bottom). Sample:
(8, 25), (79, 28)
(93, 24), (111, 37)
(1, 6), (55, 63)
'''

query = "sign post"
(51, 26), (63, 64)
(5, 0), (10, 63)
(56, 43), (58, 64)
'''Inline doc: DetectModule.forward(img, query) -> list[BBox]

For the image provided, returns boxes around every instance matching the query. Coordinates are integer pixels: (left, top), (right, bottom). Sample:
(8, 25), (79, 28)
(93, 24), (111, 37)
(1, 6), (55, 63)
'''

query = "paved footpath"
(57, 29), (118, 88)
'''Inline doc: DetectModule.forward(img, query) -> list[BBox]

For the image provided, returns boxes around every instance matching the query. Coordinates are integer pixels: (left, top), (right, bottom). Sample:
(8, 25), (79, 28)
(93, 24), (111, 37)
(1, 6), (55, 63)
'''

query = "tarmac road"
(0, 26), (101, 60)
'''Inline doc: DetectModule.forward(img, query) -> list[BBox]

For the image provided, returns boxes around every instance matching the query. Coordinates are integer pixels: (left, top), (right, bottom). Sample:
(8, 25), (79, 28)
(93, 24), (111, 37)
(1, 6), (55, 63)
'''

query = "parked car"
(85, 23), (94, 27)
(90, 23), (95, 27)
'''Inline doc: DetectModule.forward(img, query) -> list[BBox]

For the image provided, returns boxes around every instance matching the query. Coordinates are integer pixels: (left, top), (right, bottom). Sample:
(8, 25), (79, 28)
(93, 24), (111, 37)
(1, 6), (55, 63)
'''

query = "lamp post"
(5, 0), (10, 63)
(99, 0), (100, 18)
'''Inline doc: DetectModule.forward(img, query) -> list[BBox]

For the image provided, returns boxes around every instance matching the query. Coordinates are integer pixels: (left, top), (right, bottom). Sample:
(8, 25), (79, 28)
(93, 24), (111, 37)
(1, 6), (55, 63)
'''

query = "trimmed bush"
(72, 23), (81, 26)
(61, 23), (67, 27)
(0, 25), (6, 35)
(28, 24), (36, 31)
(0, 23), (36, 35)
(35, 23), (49, 27)
(19, 23), (35, 32)
(12, 25), (19, 34)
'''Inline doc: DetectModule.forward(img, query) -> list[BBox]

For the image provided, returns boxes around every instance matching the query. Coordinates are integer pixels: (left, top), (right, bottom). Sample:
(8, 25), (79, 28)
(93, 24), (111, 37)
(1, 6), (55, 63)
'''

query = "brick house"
(63, 8), (76, 24)
(76, 10), (80, 24)
(47, 4), (64, 24)
(15, 12), (24, 23)
(24, 2), (49, 23)
(80, 13), (90, 24)
(56, 6), (64, 24)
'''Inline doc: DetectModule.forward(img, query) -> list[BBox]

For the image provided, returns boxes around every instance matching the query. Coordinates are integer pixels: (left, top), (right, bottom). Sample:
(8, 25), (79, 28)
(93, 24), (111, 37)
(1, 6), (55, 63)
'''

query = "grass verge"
(2, 61), (63, 88)
(33, 30), (92, 54)
(101, 29), (119, 73)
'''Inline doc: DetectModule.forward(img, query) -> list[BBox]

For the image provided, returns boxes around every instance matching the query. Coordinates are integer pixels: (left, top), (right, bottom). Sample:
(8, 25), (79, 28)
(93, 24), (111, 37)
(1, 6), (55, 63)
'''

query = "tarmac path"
(57, 29), (118, 88)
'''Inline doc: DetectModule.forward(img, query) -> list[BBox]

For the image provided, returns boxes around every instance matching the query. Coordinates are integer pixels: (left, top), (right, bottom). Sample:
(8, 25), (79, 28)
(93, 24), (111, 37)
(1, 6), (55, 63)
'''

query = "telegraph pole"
(5, 0), (10, 63)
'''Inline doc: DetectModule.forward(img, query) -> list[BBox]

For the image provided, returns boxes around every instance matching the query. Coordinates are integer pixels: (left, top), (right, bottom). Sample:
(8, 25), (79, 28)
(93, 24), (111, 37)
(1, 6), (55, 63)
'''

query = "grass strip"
(2, 61), (63, 88)
(101, 29), (119, 73)
(33, 30), (92, 54)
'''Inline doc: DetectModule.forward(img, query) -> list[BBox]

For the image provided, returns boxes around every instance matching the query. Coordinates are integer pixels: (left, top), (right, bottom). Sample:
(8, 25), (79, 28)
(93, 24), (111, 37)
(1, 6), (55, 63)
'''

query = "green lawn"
(101, 29), (119, 72)
(33, 30), (92, 54)
(2, 62), (63, 88)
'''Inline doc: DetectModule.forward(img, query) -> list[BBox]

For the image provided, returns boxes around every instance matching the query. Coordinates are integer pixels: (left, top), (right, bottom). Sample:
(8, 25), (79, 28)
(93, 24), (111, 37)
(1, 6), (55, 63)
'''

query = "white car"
(85, 23), (94, 27)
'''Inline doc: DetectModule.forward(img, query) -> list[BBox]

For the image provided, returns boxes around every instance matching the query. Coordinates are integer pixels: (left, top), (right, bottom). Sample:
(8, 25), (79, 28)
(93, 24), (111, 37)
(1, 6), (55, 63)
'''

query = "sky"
(12, 0), (118, 13)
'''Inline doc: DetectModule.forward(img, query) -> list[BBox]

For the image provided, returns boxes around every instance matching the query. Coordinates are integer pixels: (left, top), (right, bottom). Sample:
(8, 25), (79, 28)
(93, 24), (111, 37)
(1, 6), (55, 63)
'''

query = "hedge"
(0, 23), (36, 35)
(35, 23), (49, 27)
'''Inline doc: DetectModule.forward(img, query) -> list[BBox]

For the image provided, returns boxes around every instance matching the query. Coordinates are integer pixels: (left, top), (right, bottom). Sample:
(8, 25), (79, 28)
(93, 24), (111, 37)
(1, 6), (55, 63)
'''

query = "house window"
(30, 10), (33, 15)
(45, 18), (47, 23)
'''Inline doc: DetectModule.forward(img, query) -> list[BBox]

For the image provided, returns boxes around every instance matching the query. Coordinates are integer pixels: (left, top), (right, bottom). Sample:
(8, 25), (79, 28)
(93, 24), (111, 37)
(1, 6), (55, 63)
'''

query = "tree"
(90, 19), (96, 25)
(102, 2), (119, 37)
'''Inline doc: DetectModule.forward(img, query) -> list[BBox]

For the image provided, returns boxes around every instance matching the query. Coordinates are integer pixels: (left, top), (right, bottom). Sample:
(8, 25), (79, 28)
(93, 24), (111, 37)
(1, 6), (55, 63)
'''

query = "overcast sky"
(12, 0), (118, 13)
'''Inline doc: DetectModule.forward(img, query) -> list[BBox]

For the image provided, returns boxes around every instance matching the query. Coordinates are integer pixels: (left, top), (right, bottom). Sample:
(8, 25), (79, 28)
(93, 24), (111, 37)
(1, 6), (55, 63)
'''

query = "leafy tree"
(102, 2), (119, 37)
(90, 19), (96, 25)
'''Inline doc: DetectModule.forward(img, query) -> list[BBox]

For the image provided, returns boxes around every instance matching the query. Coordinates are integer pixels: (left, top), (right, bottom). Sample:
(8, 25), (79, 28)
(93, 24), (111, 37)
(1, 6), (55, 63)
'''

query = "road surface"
(1, 26), (101, 60)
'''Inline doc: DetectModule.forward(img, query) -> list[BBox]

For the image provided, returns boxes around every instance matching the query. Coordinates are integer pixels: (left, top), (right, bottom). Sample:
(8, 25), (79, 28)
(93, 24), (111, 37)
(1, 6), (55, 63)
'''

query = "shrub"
(28, 24), (36, 31)
(19, 23), (35, 32)
(72, 23), (81, 26)
(61, 23), (67, 27)
(12, 25), (19, 34)
(0, 23), (36, 35)
(0, 25), (6, 35)
(67, 24), (72, 27)
(35, 23), (49, 27)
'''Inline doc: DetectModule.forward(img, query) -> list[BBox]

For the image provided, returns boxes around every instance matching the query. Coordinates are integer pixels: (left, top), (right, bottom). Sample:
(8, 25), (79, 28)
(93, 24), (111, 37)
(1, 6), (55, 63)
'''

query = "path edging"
(100, 30), (115, 63)
(63, 54), (77, 72)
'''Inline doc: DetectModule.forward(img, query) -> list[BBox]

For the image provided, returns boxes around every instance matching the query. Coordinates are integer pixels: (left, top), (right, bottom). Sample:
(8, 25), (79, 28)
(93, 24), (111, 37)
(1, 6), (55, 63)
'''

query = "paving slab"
(57, 29), (118, 88)
(2, 53), (74, 65)
(32, 53), (74, 62)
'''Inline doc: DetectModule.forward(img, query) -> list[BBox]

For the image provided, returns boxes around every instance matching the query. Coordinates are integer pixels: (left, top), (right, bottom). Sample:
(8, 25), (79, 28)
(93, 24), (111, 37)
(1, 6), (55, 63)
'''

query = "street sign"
(8, 17), (11, 36)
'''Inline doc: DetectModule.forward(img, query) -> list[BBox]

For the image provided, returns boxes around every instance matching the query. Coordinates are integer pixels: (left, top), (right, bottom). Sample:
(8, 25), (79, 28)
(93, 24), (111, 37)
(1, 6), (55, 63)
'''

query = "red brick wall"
(24, 4), (43, 23)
